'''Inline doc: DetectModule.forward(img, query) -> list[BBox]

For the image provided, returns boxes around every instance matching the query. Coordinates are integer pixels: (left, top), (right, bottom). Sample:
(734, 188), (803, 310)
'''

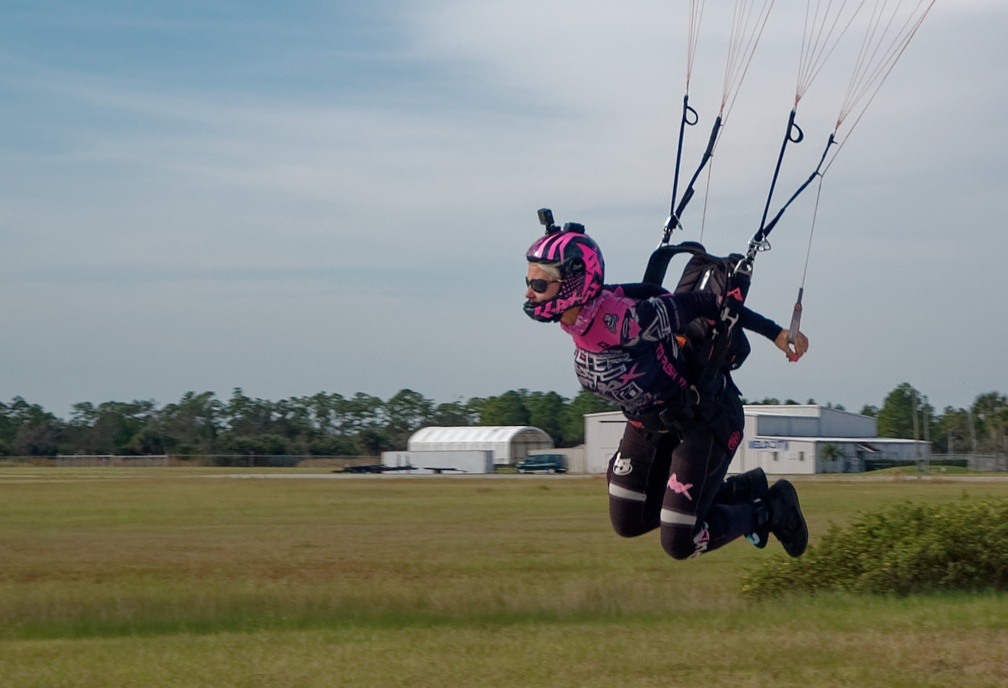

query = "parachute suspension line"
(767, 1), (934, 336)
(664, 0), (774, 244)
(787, 174), (826, 345)
(822, 0), (936, 175)
(838, 0), (933, 128)
(798, 177), (823, 295)
(686, 0), (705, 87)
(721, 0), (775, 118)
(796, 0), (867, 106)
(732, 1), (934, 346)
(752, 0), (863, 260)
(664, 0), (706, 244)
(698, 154), (716, 243)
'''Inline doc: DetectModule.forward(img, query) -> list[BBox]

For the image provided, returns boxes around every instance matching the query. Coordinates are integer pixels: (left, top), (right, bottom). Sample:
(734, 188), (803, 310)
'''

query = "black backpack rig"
(639, 240), (754, 416)
(644, 241), (752, 373)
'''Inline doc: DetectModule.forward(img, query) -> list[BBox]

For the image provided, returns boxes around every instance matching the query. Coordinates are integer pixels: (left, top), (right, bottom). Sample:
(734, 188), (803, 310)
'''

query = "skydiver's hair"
(531, 261), (562, 281)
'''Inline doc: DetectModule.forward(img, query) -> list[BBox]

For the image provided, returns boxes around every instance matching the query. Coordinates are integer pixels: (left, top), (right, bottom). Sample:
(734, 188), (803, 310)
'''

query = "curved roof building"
(407, 426), (554, 465)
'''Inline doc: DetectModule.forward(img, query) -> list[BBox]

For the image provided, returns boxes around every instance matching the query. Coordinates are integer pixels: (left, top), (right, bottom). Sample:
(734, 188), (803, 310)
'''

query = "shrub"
(742, 496), (1008, 598)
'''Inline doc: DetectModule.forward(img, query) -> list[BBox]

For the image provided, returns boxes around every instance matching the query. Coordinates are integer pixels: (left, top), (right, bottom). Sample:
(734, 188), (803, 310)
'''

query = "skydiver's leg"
(607, 422), (678, 538)
(714, 466), (769, 504)
(658, 395), (759, 559)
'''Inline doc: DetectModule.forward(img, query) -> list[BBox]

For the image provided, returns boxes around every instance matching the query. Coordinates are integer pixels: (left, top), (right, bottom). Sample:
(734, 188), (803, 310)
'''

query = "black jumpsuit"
(560, 284), (782, 559)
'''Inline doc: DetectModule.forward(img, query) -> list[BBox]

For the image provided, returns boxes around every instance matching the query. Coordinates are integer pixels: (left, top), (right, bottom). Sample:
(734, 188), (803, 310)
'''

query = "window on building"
(799, 451), (805, 462)
(772, 452), (779, 462)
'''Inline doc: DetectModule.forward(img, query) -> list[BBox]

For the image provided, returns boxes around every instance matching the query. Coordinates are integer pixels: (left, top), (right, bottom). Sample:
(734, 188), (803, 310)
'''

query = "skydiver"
(523, 221), (809, 559)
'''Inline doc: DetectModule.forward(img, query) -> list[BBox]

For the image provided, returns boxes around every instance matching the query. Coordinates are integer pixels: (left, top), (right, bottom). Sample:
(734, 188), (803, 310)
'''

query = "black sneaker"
(767, 479), (808, 558)
(718, 467), (769, 504)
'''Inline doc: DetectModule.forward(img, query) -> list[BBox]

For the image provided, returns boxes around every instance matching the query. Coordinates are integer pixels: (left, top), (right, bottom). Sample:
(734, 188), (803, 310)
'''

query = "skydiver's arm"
(608, 291), (719, 349)
(740, 306), (808, 361)
(739, 306), (783, 342)
(657, 291), (720, 327)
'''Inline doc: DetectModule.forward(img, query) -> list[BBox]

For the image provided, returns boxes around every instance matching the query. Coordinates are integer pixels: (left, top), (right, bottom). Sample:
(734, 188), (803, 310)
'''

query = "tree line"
(1, 383), (1005, 458)
(0, 388), (617, 458)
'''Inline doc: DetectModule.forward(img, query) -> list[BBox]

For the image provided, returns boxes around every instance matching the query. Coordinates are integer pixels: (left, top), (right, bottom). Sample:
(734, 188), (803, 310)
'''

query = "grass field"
(2, 468), (1007, 687)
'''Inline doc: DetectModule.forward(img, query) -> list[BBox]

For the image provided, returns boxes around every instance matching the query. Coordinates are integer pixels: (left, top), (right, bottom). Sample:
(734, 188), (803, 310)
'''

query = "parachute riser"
(757, 108), (804, 237)
(753, 132), (836, 249)
(676, 116), (722, 241)
(662, 114), (723, 246)
(666, 94), (700, 243)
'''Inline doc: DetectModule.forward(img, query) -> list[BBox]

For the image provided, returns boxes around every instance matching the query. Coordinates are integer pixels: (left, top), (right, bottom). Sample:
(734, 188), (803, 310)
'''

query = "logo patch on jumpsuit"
(612, 452), (632, 476)
(667, 473), (693, 501)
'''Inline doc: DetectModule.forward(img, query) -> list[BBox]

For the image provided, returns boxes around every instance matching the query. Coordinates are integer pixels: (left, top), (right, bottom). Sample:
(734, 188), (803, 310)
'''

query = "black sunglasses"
(525, 277), (560, 294)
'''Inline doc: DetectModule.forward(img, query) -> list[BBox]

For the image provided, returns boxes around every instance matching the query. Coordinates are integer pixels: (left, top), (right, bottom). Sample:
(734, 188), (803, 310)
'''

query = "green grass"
(2, 468), (1008, 687)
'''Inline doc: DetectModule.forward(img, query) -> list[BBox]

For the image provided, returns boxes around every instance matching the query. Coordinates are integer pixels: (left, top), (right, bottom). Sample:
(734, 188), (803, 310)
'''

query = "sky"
(1, 1), (1005, 419)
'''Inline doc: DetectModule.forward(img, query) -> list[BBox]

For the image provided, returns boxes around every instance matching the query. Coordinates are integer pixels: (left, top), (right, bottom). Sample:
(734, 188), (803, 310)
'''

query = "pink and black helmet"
(524, 216), (605, 323)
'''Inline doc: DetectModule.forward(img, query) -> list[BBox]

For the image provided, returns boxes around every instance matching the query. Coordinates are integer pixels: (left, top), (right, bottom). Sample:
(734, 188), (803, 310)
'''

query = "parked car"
(516, 454), (567, 474)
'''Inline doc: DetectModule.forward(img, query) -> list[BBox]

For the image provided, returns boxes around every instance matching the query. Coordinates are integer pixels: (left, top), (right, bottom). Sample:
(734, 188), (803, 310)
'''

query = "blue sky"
(2, 1), (1005, 418)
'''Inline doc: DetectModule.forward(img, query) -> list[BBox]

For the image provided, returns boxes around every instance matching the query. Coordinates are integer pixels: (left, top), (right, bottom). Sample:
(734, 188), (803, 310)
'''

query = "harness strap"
(623, 384), (703, 436)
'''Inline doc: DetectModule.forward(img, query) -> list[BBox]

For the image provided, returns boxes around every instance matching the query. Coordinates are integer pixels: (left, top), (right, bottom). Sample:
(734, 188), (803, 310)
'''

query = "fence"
(4, 453), (1005, 473)
(53, 454), (170, 467)
(862, 454), (1007, 473)
(1, 455), (372, 469)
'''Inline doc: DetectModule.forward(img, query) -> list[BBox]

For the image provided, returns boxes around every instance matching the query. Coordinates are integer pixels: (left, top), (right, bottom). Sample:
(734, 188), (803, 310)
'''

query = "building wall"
(753, 405), (876, 438)
(732, 438), (820, 475)
(585, 412), (626, 474)
(381, 450), (494, 475)
(585, 406), (930, 476)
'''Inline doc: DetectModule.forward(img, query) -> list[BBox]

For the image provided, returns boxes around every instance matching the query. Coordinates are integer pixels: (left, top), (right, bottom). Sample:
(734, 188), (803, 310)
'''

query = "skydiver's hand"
(775, 329), (809, 362)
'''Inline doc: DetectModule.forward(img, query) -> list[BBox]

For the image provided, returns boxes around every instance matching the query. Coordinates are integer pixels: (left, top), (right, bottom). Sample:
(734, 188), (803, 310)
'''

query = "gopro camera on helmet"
(537, 208), (556, 233)
(537, 208), (585, 236)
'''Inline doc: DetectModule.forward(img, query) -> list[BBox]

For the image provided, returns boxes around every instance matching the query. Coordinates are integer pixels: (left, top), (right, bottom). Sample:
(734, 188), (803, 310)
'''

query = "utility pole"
(912, 388), (921, 475)
(923, 395), (930, 474)
(968, 408), (978, 454)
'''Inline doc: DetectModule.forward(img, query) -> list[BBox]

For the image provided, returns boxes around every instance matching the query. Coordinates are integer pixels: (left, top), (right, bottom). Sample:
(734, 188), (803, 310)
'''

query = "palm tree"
(820, 442), (845, 471)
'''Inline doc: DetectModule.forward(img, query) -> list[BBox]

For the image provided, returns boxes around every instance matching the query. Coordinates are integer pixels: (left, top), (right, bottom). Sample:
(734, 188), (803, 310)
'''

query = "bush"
(742, 496), (1008, 598)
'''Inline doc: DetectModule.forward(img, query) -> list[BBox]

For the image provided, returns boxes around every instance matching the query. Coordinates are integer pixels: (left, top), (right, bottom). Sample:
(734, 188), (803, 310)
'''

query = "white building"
(381, 450), (495, 475)
(406, 426), (554, 467)
(584, 405), (930, 475)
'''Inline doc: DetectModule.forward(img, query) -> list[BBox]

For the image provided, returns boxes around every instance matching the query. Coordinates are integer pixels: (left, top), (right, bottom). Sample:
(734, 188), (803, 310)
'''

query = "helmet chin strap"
(523, 299), (564, 323)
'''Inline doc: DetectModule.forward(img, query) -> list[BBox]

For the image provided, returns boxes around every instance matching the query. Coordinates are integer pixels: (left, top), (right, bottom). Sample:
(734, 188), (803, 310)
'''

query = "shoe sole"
(771, 480), (808, 558)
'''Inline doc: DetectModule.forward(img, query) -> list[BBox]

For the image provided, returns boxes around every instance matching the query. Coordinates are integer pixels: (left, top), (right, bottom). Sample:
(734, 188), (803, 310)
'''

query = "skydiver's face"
(525, 264), (561, 302)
